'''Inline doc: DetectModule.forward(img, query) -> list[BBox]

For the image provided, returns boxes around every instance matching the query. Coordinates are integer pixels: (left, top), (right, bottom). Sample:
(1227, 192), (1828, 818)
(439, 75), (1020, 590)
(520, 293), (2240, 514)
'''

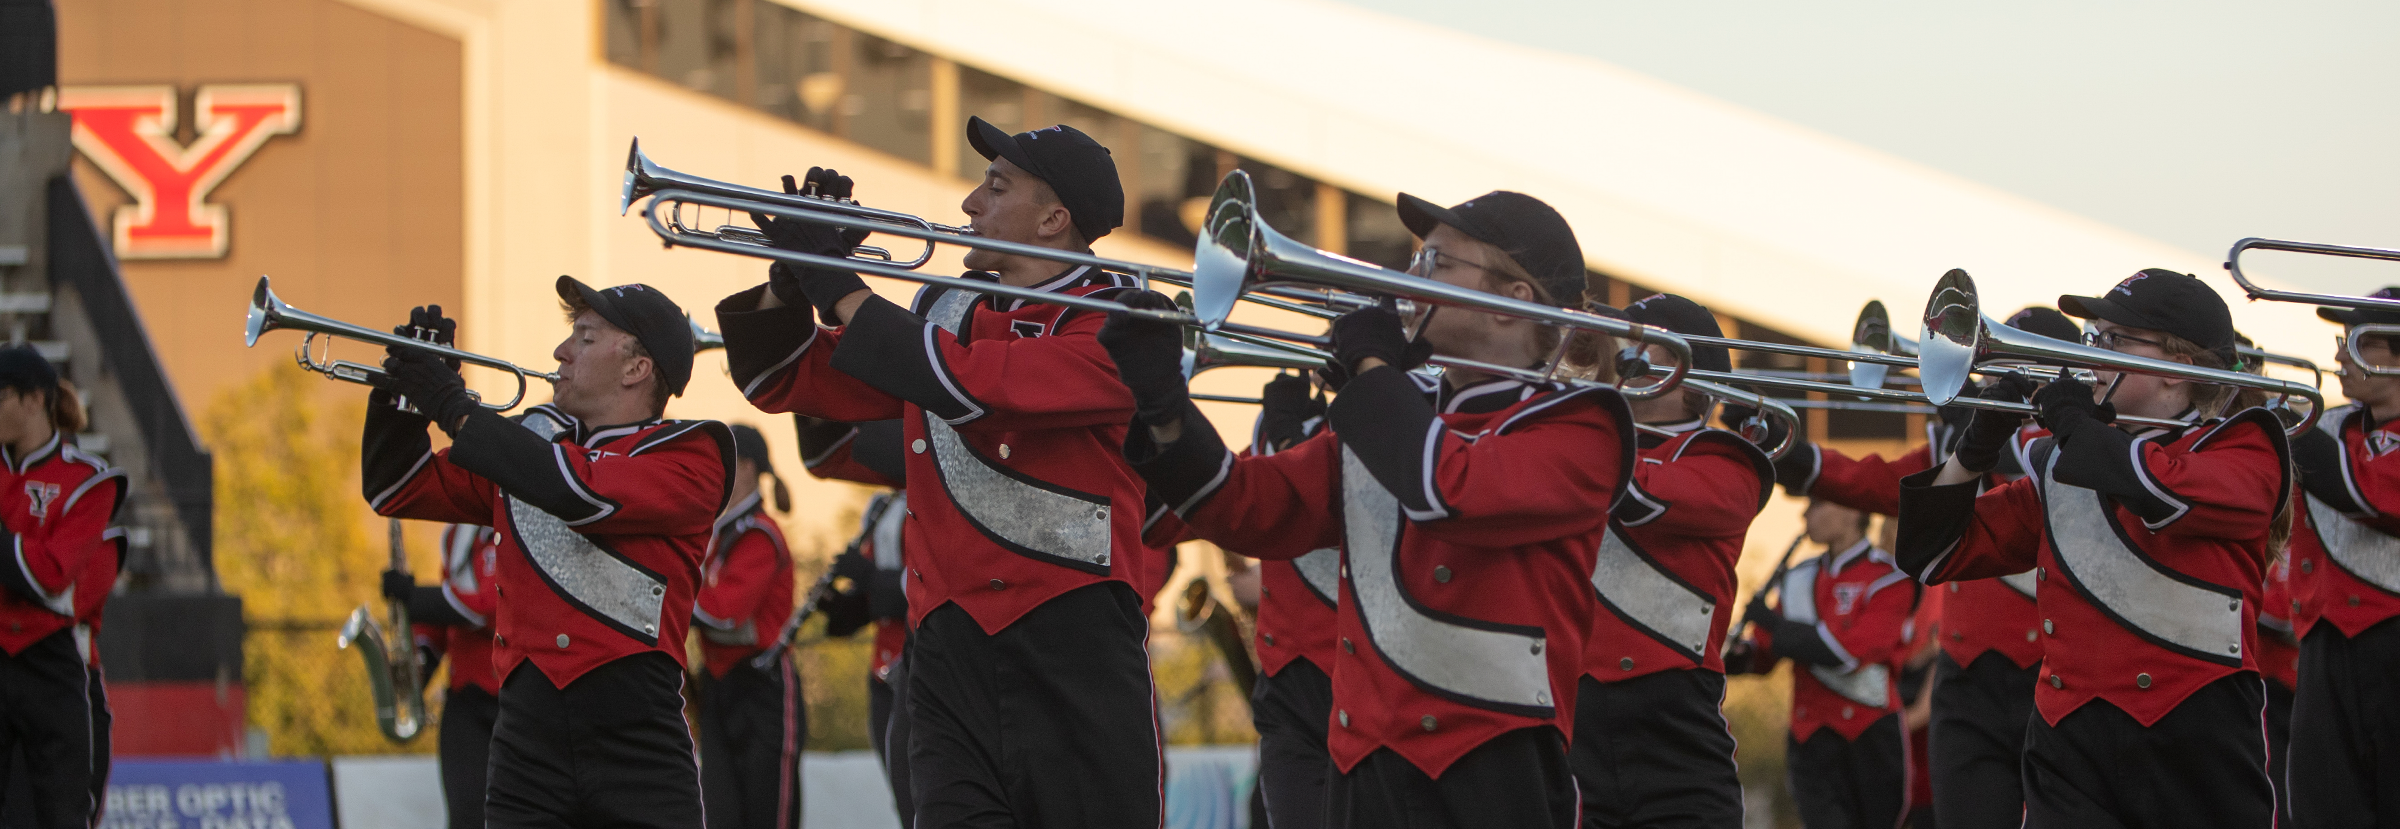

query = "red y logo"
(58, 85), (302, 259)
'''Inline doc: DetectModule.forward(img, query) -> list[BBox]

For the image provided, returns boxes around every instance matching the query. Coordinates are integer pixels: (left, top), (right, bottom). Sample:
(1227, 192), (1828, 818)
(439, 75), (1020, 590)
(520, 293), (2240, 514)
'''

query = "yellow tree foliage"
(207, 369), (436, 756)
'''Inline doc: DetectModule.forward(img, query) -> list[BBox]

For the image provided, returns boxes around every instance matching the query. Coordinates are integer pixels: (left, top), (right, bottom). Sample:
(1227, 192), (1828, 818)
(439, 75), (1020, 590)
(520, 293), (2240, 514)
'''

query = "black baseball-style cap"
(2058, 268), (2237, 355)
(729, 423), (777, 473)
(1397, 191), (1587, 310)
(2002, 306), (2081, 343)
(556, 276), (696, 397)
(1624, 293), (1731, 374)
(2315, 287), (2400, 327)
(966, 116), (1124, 243)
(0, 345), (59, 393)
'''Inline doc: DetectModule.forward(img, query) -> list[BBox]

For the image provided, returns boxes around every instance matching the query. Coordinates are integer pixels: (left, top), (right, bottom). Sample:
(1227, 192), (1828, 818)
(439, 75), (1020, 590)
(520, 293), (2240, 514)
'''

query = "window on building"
(653, 0), (744, 103)
(956, 66), (1024, 178)
(1237, 158), (1317, 248)
(603, 0), (645, 70)
(751, 2), (839, 130)
(1345, 192), (1414, 271)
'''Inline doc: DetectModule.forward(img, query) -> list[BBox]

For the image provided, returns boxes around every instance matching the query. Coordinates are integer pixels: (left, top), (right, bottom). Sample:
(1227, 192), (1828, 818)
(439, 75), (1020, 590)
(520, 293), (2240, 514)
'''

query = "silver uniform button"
(1535, 691), (1550, 705)
(556, 634), (570, 649)
(1338, 710), (1349, 728)
(2049, 675), (2063, 689)
(1433, 566), (1452, 584)
(911, 438), (927, 454)
(1841, 706), (1854, 720)
(999, 444), (1011, 459)
(2042, 620), (2054, 635)
(1421, 715), (1438, 732)
(2136, 672), (2152, 689)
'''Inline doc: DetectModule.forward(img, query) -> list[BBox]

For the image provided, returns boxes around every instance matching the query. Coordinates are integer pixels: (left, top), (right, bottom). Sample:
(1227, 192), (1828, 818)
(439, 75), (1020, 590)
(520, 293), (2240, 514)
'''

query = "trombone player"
(714, 117), (1164, 827)
(362, 285), (732, 829)
(1897, 269), (2289, 828)
(1100, 191), (1633, 828)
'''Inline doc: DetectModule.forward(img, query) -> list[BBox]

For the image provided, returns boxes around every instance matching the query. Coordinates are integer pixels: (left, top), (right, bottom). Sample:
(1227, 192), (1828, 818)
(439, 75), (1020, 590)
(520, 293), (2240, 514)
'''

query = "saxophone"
(338, 519), (428, 742)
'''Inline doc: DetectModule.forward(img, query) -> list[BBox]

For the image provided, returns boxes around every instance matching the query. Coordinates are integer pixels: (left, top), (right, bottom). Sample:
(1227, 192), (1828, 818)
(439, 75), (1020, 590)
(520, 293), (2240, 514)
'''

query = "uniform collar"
(991, 264), (1125, 312)
(1437, 375), (1540, 415)
(1635, 415), (1706, 449)
(576, 418), (662, 449)
(2128, 406), (2200, 442)
(4, 430), (60, 474)
(714, 490), (764, 535)
(1828, 537), (1877, 573)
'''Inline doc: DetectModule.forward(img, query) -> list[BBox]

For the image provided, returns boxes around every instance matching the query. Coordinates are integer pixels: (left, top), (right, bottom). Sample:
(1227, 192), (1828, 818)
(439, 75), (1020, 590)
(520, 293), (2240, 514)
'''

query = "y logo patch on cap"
(2113, 273), (2152, 296)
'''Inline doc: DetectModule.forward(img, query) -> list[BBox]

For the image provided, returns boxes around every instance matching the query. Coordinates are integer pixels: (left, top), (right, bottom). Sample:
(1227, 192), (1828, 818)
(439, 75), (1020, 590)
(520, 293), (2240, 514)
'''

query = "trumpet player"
(0, 346), (122, 829)
(363, 285), (730, 829)
(381, 523), (502, 829)
(715, 117), (1166, 827)
(692, 424), (804, 829)
(1773, 307), (2080, 829)
(1570, 294), (1769, 829)
(1898, 269), (2289, 828)
(2285, 288), (2400, 828)
(1100, 191), (1631, 828)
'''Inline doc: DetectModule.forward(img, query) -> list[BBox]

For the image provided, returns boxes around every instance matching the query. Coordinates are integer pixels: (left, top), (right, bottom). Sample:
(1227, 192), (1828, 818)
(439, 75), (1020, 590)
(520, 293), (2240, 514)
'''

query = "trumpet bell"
(245, 277), (280, 348)
(1918, 269), (1983, 406)
(1848, 300), (1918, 390)
(1191, 171), (1260, 328)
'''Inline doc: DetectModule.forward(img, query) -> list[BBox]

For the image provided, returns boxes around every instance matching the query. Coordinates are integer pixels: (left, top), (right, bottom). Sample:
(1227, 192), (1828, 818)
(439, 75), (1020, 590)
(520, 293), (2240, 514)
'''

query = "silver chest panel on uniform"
(507, 414), (666, 639)
(2043, 475), (2242, 658)
(1778, 559), (1891, 708)
(920, 290), (1111, 567)
(1591, 528), (1715, 657)
(2305, 495), (2400, 595)
(871, 493), (909, 571)
(1293, 548), (1340, 604)
(1341, 447), (1552, 710)
(1998, 569), (2039, 599)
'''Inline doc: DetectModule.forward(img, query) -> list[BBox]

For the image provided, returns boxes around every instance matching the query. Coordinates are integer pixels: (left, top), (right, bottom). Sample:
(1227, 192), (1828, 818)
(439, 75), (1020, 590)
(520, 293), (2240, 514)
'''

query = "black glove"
(381, 569), (414, 602)
(1745, 593), (1782, 628)
(1721, 639), (1761, 675)
(382, 343), (477, 435)
(390, 305), (459, 369)
(752, 171), (872, 322)
(1256, 372), (1324, 452)
(1771, 439), (1818, 494)
(2032, 375), (2116, 442)
(829, 548), (875, 586)
(1951, 373), (2038, 472)
(1327, 306), (1432, 379)
(1097, 291), (1192, 426)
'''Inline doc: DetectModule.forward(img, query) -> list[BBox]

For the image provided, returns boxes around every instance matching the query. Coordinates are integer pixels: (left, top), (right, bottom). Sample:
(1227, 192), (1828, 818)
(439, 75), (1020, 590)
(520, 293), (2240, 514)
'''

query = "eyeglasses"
(2082, 330), (2168, 353)
(1407, 248), (1499, 280)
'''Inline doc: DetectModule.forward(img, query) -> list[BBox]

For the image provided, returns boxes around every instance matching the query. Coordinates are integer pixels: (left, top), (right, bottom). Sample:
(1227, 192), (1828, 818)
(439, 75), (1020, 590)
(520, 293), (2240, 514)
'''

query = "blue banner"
(100, 760), (336, 829)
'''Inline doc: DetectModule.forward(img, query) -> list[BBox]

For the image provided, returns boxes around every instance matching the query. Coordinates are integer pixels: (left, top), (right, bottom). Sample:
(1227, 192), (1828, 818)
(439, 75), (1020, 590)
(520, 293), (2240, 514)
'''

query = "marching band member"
(1774, 307), (2080, 829)
(1101, 191), (1632, 828)
(1573, 294), (1769, 829)
(384, 523), (501, 829)
(2286, 288), (2400, 828)
(793, 416), (913, 826)
(1898, 269), (2288, 828)
(364, 286), (730, 829)
(1240, 371), (1340, 829)
(2257, 554), (2299, 828)
(1730, 499), (1918, 829)
(717, 117), (1163, 827)
(0, 347), (121, 829)
(692, 424), (804, 829)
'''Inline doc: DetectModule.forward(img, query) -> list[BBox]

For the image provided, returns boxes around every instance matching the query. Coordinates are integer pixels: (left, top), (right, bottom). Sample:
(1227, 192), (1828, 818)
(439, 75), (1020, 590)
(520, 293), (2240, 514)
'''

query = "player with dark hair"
(364, 282), (731, 829)
(693, 424), (803, 829)
(0, 345), (123, 829)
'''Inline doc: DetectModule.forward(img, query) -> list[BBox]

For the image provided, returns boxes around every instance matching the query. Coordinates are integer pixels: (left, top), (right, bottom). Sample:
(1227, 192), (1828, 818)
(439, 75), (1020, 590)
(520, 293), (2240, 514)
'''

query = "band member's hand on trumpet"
(749, 168), (873, 323)
(381, 306), (480, 434)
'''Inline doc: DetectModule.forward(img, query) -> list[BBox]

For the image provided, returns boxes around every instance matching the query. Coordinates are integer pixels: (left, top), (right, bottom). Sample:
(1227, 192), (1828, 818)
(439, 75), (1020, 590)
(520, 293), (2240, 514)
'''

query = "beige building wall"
(57, 0), (466, 413)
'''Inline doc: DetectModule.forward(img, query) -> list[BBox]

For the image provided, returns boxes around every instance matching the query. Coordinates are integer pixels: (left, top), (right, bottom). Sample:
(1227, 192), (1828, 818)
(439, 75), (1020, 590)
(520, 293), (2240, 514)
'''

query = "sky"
(1335, 0), (2400, 291)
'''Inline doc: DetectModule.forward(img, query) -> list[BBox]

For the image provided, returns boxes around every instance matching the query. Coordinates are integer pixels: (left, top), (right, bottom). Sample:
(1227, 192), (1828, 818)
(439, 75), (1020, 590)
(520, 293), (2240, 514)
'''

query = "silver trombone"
(1187, 170), (1695, 400)
(1184, 333), (1326, 406)
(2225, 237), (2400, 377)
(244, 276), (559, 411)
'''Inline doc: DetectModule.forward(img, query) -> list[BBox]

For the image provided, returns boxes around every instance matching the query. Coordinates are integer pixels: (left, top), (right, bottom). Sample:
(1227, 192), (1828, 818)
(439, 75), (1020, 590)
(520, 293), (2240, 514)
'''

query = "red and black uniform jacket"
(2257, 555), (2300, 691)
(2287, 403), (2400, 639)
(0, 433), (126, 657)
(1130, 369), (1633, 778)
(364, 401), (734, 687)
(695, 492), (797, 678)
(410, 524), (502, 694)
(1216, 406), (1341, 680)
(796, 419), (914, 678)
(719, 266), (1153, 634)
(1752, 540), (1919, 740)
(1794, 424), (2048, 670)
(1898, 408), (2290, 727)
(1586, 418), (1770, 681)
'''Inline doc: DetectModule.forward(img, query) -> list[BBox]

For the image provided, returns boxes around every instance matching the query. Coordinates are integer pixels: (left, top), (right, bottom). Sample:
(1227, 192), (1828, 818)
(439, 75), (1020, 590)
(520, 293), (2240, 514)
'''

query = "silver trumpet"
(338, 519), (428, 744)
(623, 138), (967, 269)
(245, 276), (559, 412)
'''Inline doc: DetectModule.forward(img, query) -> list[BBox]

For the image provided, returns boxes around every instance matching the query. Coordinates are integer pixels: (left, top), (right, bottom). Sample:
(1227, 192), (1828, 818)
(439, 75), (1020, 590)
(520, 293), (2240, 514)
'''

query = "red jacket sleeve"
(1373, 397), (1629, 550)
(716, 287), (908, 422)
(1625, 438), (1768, 539)
(1808, 444), (1932, 517)
(697, 528), (788, 630)
(825, 294), (1138, 432)
(1176, 429), (1346, 562)
(1899, 473), (2044, 583)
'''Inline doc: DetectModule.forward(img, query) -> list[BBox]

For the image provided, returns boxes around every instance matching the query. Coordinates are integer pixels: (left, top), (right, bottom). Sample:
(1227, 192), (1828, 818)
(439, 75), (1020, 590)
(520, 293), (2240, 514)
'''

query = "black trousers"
(440, 685), (499, 829)
(1927, 652), (2036, 829)
(2020, 672), (2271, 829)
(487, 654), (703, 829)
(906, 583), (1161, 828)
(1253, 658), (1334, 829)
(2289, 620), (2400, 829)
(0, 631), (95, 829)
(1570, 671), (1743, 829)
(1788, 715), (1908, 829)
(2266, 677), (2293, 829)
(697, 656), (805, 829)
(1327, 726), (1576, 829)
(868, 645), (914, 829)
